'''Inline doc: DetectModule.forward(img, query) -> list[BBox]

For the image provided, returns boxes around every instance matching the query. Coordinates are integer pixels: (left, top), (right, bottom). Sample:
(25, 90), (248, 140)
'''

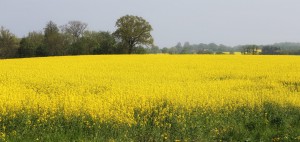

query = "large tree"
(0, 26), (19, 58)
(113, 15), (153, 54)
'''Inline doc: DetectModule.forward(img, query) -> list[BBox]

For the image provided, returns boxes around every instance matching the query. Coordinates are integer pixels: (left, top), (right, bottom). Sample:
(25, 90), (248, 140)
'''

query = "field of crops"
(0, 55), (300, 141)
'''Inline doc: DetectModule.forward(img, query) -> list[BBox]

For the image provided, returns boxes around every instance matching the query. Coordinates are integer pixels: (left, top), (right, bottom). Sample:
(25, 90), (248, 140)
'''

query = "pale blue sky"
(1, 0), (300, 47)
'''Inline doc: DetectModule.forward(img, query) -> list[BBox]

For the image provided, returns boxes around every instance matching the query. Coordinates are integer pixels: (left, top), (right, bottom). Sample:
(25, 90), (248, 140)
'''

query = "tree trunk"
(128, 45), (133, 54)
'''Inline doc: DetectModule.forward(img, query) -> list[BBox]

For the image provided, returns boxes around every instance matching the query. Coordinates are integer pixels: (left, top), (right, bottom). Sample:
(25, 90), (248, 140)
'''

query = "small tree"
(113, 15), (154, 54)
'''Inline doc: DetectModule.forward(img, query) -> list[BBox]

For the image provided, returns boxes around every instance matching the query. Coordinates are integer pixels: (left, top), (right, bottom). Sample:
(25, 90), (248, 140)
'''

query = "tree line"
(163, 42), (300, 55)
(1, 15), (300, 59)
(237, 43), (300, 55)
(161, 42), (233, 54)
(0, 15), (155, 59)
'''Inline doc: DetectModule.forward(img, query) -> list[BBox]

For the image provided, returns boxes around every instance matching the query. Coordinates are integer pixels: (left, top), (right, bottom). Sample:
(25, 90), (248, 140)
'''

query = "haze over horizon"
(1, 0), (300, 47)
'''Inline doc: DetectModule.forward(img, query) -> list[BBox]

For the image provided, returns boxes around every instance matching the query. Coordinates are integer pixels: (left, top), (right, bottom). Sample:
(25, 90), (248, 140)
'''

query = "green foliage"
(164, 42), (232, 54)
(261, 46), (281, 55)
(4, 17), (300, 58)
(1, 102), (300, 141)
(18, 31), (44, 57)
(133, 46), (147, 54)
(146, 45), (161, 54)
(91, 31), (116, 54)
(215, 51), (225, 54)
(113, 15), (154, 54)
(273, 42), (300, 51)
(43, 21), (65, 56)
(0, 26), (19, 58)
(61, 21), (87, 42)
(161, 47), (169, 54)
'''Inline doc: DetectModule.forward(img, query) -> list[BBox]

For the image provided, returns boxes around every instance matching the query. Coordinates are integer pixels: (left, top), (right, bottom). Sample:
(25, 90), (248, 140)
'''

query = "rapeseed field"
(0, 55), (300, 141)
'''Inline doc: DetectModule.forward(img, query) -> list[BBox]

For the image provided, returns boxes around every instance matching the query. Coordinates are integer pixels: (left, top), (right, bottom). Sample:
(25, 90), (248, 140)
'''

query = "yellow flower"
(0, 55), (299, 126)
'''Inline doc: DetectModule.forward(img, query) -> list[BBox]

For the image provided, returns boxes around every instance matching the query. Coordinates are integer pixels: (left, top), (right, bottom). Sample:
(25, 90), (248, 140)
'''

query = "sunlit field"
(1, 55), (300, 141)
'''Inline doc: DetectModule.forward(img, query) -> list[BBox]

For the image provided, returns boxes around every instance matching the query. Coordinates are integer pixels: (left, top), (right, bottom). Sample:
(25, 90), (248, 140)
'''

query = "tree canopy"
(61, 21), (87, 42)
(0, 27), (19, 58)
(113, 15), (153, 54)
(3, 16), (300, 59)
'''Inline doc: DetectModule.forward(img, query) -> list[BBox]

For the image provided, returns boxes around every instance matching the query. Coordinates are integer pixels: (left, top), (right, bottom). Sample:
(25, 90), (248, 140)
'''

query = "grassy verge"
(1, 102), (300, 141)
